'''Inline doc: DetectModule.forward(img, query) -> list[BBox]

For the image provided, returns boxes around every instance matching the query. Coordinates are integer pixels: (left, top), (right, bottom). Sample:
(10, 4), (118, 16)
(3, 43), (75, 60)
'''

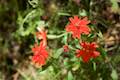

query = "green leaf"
(28, 0), (38, 8)
(67, 71), (74, 80)
(87, 33), (96, 42)
(38, 66), (55, 80)
(72, 61), (80, 71)
(36, 21), (46, 27)
(62, 33), (68, 44)
(21, 22), (36, 36)
(110, 0), (119, 13)
(97, 31), (103, 39)
(53, 48), (63, 59)
(97, 47), (107, 58)
(79, 9), (87, 16)
(92, 62), (96, 71)
(111, 69), (118, 80)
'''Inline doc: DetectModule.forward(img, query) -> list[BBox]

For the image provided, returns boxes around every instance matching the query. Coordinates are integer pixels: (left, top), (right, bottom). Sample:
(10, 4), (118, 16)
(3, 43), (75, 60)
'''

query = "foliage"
(0, 0), (120, 80)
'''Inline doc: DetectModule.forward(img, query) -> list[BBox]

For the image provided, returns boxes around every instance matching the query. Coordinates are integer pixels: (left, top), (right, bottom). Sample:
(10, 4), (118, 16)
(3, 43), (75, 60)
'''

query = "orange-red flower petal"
(32, 41), (48, 66)
(76, 42), (100, 62)
(65, 16), (91, 39)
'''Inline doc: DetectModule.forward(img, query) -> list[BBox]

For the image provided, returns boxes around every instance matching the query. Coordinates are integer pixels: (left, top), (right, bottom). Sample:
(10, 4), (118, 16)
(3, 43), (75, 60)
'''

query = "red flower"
(76, 42), (100, 62)
(63, 45), (69, 52)
(65, 16), (91, 39)
(32, 53), (46, 66)
(36, 29), (47, 46)
(32, 41), (48, 66)
(36, 30), (47, 41)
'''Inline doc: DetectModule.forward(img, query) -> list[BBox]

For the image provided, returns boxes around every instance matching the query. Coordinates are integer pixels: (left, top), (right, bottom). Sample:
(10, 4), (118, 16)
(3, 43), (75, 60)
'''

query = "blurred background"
(0, 0), (120, 80)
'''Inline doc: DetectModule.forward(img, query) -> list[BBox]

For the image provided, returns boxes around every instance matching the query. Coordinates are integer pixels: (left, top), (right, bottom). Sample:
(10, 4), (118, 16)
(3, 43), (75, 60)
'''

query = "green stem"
(68, 45), (77, 51)
(47, 33), (66, 39)
(20, 10), (36, 30)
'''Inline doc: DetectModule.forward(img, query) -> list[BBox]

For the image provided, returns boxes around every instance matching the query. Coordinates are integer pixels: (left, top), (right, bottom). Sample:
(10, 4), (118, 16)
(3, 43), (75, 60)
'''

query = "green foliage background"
(0, 0), (120, 80)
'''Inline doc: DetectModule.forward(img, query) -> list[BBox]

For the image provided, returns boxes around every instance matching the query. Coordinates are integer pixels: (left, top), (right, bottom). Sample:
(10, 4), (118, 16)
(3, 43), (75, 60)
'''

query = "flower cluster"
(32, 28), (48, 66)
(65, 16), (100, 62)
(31, 15), (101, 67)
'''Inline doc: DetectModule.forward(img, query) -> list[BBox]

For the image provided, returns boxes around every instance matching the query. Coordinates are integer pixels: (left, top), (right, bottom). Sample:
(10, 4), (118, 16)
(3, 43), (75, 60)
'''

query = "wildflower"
(63, 45), (69, 52)
(32, 41), (48, 66)
(36, 30), (47, 41)
(32, 53), (46, 66)
(36, 28), (47, 46)
(76, 42), (100, 62)
(65, 16), (91, 39)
